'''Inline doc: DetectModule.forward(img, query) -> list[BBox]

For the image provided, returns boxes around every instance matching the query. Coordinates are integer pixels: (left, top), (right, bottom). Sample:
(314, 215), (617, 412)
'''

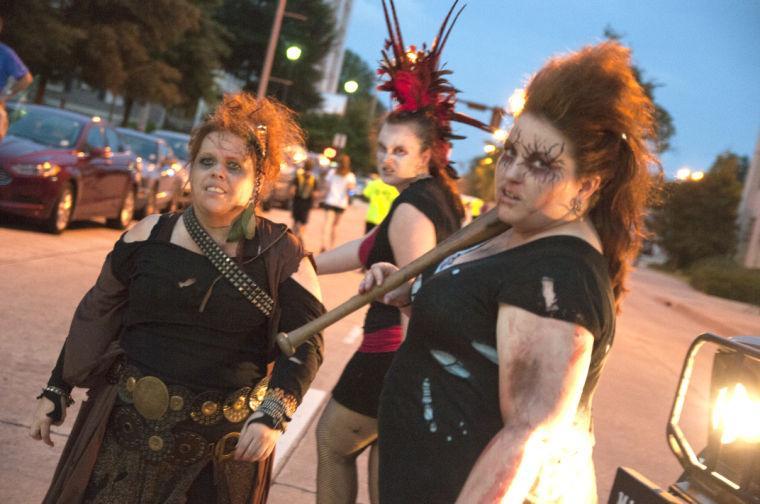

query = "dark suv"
(0, 103), (139, 233)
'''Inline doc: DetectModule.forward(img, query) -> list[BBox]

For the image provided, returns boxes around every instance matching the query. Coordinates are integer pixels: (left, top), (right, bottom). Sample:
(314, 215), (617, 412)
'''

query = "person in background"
(460, 194), (485, 224)
(312, 1), (488, 501)
(362, 173), (399, 233)
(319, 154), (356, 252)
(291, 158), (317, 240)
(0, 15), (33, 140)
(366, 41), (658, 503)
(29, 93), (325, 503)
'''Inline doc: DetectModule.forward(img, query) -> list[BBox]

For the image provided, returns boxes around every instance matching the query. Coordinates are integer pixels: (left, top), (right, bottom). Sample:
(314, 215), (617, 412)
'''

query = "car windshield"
(154, 133), (189, 160)
(121, 134), (158, 161)
(6, 108), (84, 148)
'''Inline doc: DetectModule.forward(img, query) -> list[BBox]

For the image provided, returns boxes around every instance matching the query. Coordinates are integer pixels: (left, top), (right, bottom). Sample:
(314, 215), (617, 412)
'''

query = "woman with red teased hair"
(29, 93), (325, 503)
(365, 41), (659, 503)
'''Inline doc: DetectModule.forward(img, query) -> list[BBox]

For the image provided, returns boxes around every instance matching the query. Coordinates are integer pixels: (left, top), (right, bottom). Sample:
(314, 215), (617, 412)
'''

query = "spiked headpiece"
(377, 0), (489, 175)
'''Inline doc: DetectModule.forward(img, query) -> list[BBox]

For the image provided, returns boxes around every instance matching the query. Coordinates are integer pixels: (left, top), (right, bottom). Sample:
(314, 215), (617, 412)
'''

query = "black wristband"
(247, 412), (288, 432)
(36, 389), (64, 423)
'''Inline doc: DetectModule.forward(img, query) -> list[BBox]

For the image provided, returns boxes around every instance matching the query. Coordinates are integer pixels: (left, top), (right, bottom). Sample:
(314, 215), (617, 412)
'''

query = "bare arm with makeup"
(386, 202), (436, 331)
(455, 305), (593, 503)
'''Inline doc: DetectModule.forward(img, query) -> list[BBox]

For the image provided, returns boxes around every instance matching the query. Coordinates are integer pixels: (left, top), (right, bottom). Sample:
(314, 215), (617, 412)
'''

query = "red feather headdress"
(377, 0), (489, 166)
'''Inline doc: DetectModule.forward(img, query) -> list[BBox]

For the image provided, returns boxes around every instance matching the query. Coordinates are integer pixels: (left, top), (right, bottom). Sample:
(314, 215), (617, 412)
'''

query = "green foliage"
(164, 0), (230, 105)
(688, 257), (760, 306)
(339, 50), (376, 100)
(300, 96), (376, 174)
(0, 0), (86, 102)
(70, 0), (202, 114)
(651, 151), (744, 269)
(462, 156), (496, 201)
(216, 0), (336, 112)
(300, 50), (384, 174)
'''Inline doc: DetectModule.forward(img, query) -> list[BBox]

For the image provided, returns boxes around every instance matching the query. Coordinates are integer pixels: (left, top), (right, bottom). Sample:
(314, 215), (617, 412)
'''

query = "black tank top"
(362, 177), (461, 334)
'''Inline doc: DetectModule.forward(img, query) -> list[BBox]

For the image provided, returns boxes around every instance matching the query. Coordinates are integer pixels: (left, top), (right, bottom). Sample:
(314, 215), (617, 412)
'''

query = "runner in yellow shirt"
(362, 174), (399, 233)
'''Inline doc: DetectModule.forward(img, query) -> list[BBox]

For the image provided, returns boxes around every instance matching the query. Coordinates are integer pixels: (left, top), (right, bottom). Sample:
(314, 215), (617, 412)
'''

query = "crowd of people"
(28, 1), (659, 502)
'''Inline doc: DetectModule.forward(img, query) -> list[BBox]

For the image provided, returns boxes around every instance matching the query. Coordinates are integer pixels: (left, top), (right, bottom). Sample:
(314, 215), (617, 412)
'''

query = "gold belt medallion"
(249, 376), (269, 410)
(132, 376), (170, 420)
(223, 387), (252, 423)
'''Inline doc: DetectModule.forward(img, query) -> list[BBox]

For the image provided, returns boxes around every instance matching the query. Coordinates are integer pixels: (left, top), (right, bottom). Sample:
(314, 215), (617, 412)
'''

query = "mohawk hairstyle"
(376, 0), (489, 146)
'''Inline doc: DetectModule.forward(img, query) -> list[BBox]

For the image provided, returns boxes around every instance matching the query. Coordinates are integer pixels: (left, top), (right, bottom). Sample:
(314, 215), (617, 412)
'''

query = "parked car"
(0, 103), (139, 233)
(117, 128), (183, 217)
(151, 129), (191, 204)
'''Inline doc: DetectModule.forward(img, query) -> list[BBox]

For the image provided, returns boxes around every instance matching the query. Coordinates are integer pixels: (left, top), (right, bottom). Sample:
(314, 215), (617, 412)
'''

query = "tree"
(462, 156), (496, 201)
(70, 0), (203, 124)
(215, 0), (335, 112)
(0, 0), (85, 103)
(164, 0), (230, 107)
(651, 151), (744, 269)
(300, 50), (385, 173)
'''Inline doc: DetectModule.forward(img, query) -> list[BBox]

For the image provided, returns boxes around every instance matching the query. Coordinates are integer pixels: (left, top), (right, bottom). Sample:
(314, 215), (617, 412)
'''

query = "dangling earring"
(227, 174), (262, 242)
(571, 196), (583, 218)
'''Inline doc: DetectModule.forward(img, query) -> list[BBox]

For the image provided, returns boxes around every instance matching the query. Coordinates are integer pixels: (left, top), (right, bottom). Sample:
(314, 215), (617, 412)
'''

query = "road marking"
(342, 325), (363, 345)
(273, 387), (328, 476)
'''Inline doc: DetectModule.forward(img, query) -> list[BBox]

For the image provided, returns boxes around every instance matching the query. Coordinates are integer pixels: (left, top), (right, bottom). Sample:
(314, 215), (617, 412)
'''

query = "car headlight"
(10, 162), (62, 177)
(667, 333), (760, 502)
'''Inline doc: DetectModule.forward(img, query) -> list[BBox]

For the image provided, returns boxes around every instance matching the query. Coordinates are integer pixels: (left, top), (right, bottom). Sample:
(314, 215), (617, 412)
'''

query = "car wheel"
(106, 189), (135, 229)
(44, 183), (74, 234)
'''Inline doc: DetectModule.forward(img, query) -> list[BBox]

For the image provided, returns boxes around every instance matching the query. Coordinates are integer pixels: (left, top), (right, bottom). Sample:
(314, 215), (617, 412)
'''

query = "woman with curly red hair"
(364, 41), (658, 502)
(29, 93), (326, 503)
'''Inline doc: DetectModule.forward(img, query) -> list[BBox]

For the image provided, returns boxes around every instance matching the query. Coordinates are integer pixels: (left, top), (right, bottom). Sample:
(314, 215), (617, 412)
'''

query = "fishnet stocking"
(316, 399), (379, 504)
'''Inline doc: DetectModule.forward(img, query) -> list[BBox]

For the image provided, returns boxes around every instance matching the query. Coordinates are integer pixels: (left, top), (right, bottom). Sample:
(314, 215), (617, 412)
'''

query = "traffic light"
(323, 147), (337, 159)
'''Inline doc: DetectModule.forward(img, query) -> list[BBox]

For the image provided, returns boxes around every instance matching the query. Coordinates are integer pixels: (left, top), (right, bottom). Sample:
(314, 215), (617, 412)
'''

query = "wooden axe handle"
(276, 208), (508, 356)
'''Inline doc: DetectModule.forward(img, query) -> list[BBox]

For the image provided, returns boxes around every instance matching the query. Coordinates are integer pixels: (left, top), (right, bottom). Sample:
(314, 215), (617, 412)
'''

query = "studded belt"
(112, 364), (269, 464)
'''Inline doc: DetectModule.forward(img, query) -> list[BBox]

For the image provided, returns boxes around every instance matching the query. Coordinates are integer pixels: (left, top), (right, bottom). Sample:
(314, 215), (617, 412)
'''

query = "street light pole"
(257, 0), (288, 100)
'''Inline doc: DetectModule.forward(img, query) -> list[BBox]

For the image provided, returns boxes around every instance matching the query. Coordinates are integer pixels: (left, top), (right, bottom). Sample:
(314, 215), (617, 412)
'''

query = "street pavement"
(1, 203), (759, 503)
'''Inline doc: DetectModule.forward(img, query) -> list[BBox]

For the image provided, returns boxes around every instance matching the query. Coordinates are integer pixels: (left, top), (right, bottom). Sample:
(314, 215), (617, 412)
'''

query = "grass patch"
(688, 257), (760, 306)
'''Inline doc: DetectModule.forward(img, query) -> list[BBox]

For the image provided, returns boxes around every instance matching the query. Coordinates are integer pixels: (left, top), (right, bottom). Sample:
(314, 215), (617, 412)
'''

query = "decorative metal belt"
(113, 364), (269, 464)
(183, 206), (274, 317)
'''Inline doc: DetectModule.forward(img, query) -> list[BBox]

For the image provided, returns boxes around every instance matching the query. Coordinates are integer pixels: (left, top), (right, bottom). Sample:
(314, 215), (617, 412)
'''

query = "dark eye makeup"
(500, 129), (566, 184)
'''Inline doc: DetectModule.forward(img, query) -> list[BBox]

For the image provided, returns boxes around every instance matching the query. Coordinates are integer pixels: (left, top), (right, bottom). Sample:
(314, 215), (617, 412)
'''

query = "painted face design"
(500, 128), (567, 186)
(190, 131), (257, 222)
(494, 113), (582, 232)
(376, 123), (430, 189)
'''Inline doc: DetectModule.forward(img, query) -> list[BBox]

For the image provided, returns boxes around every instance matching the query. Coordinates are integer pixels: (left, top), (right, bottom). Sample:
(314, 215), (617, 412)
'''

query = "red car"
(0, 104), (140, 233)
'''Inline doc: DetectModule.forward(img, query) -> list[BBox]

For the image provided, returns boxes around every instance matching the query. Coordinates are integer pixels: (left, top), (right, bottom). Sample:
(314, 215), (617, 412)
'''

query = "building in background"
(737, 133), (760, 268)
(316, 0), (354, 115)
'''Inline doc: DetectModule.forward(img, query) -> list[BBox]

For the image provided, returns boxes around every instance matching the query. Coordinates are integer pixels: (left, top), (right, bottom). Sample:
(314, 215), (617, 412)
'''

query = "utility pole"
(257, 0), (288, 99)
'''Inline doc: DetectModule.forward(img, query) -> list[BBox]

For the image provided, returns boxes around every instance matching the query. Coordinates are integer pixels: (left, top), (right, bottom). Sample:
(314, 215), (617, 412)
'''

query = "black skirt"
(292, 197), (313, 224)
(332, 351), (396, 418)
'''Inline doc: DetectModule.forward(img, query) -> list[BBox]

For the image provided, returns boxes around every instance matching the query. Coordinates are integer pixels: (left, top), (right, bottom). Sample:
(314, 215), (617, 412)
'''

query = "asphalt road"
(1, 205), (759, 503)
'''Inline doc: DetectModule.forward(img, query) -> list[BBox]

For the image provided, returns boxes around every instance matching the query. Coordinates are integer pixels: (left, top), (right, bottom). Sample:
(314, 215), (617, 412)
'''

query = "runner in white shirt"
(320, 154), (356, 251)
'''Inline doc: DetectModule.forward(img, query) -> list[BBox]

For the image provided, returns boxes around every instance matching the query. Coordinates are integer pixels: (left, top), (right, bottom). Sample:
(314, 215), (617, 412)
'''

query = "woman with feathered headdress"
(312, 1), (488, 501)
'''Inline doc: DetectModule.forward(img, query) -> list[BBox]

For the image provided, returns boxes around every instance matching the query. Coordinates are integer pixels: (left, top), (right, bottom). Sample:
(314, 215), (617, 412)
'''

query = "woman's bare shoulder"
(123, 214), (162, 243)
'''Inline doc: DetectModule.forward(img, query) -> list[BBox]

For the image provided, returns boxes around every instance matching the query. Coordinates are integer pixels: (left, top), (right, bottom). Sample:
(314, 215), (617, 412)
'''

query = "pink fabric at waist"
(358, 325), (403, 353)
